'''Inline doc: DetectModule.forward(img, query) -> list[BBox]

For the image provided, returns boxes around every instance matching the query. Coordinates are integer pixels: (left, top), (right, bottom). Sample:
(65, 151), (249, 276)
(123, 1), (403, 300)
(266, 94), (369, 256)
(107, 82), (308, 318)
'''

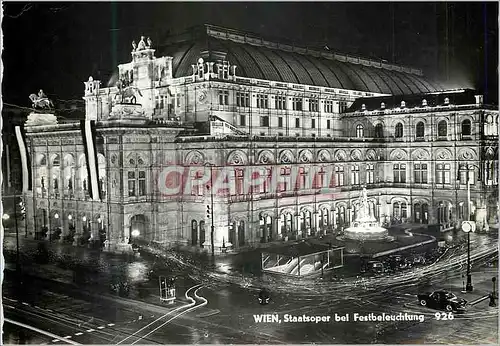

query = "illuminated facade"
(20, 25), (498, 252)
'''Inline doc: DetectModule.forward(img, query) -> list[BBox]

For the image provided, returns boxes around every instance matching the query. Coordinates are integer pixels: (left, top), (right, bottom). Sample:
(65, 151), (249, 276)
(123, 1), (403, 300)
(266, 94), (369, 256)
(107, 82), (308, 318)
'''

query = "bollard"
(489, 277), (497, 307)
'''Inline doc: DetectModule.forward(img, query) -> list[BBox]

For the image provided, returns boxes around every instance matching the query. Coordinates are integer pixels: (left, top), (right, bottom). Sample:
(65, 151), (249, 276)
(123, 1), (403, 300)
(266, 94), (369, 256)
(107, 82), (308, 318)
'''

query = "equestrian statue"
(115, 79), (143, 104)
(29, 89), (54, 110)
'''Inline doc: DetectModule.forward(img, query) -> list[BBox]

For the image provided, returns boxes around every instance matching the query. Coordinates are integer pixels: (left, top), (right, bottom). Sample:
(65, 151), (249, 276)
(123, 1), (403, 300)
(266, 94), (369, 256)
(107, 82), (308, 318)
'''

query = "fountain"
(343, 188), (392, 241)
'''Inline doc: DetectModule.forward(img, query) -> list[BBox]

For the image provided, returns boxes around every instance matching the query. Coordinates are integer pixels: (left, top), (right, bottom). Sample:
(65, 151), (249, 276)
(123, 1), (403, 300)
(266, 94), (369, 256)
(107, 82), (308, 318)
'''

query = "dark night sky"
(2, 2), (498, 107)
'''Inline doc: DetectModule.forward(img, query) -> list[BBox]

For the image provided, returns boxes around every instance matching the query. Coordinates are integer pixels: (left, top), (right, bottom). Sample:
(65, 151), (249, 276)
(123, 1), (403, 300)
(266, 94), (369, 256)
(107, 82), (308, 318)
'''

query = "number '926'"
(435, 312), (454, 320)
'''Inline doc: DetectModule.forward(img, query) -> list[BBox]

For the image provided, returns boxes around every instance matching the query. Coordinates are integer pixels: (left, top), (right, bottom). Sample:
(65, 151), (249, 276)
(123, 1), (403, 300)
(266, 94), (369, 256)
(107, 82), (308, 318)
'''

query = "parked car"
(417, 290), (467, 313)
(361, 260), (384, 274)
(386, 255), (405, 271)
(412, 254), (427, 266)
(258, 289), (270, 305)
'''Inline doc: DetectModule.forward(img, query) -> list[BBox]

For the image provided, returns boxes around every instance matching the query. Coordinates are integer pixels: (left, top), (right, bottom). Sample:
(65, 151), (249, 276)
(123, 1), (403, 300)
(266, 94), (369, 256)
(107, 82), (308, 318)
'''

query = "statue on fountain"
(355, 187), (377, 223)
(342, 186), (390, 241)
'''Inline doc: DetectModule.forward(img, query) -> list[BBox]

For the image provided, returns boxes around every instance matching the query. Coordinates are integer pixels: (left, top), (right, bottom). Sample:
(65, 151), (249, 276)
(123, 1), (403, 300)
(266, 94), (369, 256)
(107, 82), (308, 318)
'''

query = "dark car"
(258, 289), (270, 305)
(417, 290), (467, 313)
(366, 260), (384, 274)
(360, 257), (384, 274)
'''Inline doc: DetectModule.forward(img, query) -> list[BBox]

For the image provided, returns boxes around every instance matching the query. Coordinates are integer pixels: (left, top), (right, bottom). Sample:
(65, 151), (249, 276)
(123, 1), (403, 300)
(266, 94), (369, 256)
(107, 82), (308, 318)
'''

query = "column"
(233, 221), (239, 248)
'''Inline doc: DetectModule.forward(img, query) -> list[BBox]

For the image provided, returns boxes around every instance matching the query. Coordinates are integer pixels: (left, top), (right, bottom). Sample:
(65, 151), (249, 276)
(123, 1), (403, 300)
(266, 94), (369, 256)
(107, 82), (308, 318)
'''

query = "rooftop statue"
(132, 36), (152, 52)
(137, 36), (147, 51)
(29, 89), (54, 110)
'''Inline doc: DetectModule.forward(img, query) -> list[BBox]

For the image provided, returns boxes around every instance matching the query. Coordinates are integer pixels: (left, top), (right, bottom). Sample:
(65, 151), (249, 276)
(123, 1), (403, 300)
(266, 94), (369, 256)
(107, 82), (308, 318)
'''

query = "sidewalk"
(431, 266), (499, 310)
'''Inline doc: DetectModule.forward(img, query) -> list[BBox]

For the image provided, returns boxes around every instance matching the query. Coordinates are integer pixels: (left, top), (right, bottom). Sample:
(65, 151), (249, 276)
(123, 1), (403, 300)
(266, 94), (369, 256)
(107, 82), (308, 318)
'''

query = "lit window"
(366, 164), (374, 184)
(436, 163), (451, 184)
(324, 100), (334, 113)
(308, 98), (319, 112)
(339, 101), (348, 113)
(235, 169), (244, 195)
(128, 171), (136, 196)
(351, 165), (360, 185)
(459, 164), (475, 185)
(335, 166), (344, 186)
(393, 164), (406, 183)
(414, 163), (428, 183)
(275, 95), (286, 110)
(257, 94), (269, 108)
(438, 120), (447, 137)
(395, 123), (403, 138)
(356, 124), (364, 138)
(416, 122), (425, 138)
(236, 92), (250, 107)
(218, 90), (229, 105)
(138, 171), (146, 196)
(176, 94), (181, 108)
(280, 167), (291, 192)
(292, 97), (303, 111)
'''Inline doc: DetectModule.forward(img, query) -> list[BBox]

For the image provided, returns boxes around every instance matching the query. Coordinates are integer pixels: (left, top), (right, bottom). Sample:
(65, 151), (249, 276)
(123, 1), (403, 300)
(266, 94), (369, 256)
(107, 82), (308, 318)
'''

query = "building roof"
(157, 25), (444, 95)
(346, 88), (482, 112)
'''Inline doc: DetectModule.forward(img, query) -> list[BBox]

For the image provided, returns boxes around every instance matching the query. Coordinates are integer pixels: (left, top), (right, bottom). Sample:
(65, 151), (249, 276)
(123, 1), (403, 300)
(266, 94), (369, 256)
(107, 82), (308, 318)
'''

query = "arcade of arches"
(185, 195), (490, 248)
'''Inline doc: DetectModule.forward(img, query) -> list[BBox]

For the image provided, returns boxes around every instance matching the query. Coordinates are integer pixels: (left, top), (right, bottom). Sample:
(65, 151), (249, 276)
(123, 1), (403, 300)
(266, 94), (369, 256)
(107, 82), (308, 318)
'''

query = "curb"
(468, 294), (492, 306)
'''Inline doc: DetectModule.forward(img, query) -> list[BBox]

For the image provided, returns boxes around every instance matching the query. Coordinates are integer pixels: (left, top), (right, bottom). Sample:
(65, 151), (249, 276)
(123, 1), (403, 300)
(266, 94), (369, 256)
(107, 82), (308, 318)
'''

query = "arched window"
(416, 122), (425, 138)
(199, 221), (206, 247)
(191, 220), (198, 246)
(320, 208), (329, 229)
(335, 206), (346, 227)
(374, 124), (384, 138)
(462, 119), (471, 136)
(438, 120), (447, 137)
(356, 124), (364, 138)
(393, 202), (401, 218)
(395, 123), (403, 138)
(52, 155), (60, 166)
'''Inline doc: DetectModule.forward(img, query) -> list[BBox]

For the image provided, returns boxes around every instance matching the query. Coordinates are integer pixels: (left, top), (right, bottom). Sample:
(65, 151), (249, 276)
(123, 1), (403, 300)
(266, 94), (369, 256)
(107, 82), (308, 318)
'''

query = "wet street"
(2, 231), (499, 344)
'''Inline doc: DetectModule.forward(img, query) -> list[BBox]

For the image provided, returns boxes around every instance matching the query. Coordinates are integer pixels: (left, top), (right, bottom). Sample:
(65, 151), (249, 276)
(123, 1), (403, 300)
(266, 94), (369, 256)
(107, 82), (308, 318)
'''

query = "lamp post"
(465, 165), (473, 291)
(4, 195), (21, 277)
(205, 163), (215, 257)
(489, 277), (497, 307)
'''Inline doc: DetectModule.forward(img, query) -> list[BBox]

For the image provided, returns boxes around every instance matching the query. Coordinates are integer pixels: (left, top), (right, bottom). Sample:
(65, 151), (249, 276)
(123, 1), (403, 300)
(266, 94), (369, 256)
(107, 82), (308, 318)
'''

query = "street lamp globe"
(2, 214), (10, 220)
(68, 214), (73, 220)
(131, 229), (140, 237)
(54, 213), (59, 219)
(82, 216), (87, 222)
